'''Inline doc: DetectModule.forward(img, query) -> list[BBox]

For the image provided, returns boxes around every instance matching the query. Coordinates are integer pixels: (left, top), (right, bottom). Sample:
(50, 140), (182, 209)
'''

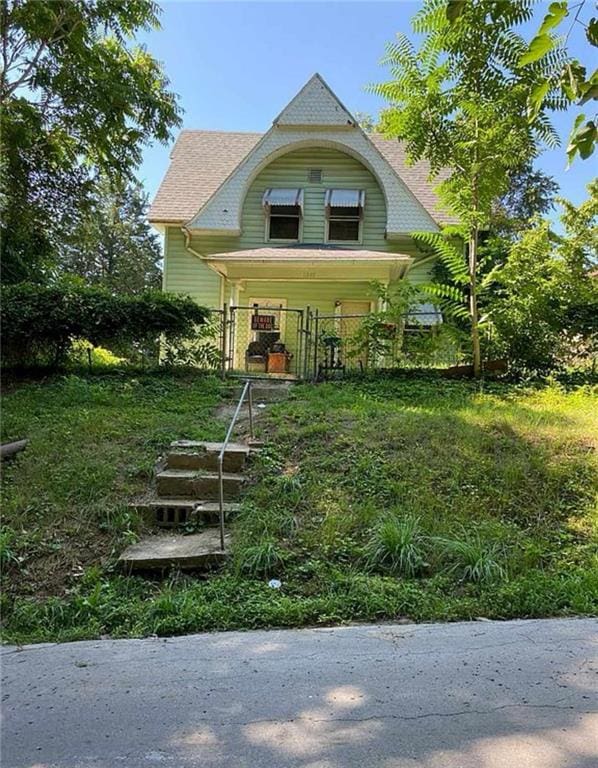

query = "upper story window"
(262, 188), (304, 242)
(325, 189), (365, 243)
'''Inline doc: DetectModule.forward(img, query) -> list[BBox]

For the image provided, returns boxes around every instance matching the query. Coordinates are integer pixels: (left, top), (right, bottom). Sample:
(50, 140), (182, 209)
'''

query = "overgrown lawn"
(2, 373), (596, 643)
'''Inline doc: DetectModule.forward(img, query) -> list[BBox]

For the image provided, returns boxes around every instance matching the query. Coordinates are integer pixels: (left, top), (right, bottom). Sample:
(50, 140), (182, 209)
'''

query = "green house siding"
(163, 227), (222, 307)
(162, 147), (434, 310)
(238, 281), (376, 313)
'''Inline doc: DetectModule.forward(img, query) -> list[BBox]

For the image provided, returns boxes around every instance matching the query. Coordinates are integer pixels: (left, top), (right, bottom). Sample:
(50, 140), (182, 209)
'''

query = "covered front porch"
(203, 246), (413, 377)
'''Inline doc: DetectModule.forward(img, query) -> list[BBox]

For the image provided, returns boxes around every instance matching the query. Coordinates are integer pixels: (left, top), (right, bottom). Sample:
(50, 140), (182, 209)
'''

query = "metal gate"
(225, 304), (311, 379)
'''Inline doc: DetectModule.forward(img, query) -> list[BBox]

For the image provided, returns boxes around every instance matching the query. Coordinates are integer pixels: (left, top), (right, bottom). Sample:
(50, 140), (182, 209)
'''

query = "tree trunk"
(469, 227), (482, 378)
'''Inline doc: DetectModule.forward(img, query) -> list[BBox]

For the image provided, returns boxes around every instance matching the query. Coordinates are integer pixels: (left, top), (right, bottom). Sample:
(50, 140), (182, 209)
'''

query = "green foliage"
(489, 182), (598, 375)
(435, 534), (506, 583)
(366, 515), (429, 577)
(346, 280), (420, 363)
(161, 312), (223, 370)
(372, 0), (560, 376)
(514, 0), (598, 164)
(59, 177), (162, 294)
(0, 282), (208, 369)
(235, 540), (289, 578)
(0, 0), (181, 282)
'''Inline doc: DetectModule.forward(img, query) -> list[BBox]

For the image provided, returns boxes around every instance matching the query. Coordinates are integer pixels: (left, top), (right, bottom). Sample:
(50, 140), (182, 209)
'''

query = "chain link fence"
(219, 303), (463, 380)
(309, 310), (462, 380)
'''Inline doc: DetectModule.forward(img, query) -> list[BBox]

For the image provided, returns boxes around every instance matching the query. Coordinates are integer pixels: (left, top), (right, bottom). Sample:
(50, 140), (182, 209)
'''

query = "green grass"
(2, 372), (597, 643)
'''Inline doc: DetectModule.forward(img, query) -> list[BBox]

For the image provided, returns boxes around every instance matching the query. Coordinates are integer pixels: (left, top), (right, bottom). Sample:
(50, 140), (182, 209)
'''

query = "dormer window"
(325, 189), (365, 243)
(263, 188), (304, 242)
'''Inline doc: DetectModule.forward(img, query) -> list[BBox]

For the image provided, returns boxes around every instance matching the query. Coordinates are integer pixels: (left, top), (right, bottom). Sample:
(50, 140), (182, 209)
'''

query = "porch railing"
(217, 379), (254, 550)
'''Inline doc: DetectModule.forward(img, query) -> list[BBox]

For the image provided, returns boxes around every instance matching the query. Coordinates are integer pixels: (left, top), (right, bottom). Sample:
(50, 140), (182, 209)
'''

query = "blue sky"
(138, 1), (596, 219)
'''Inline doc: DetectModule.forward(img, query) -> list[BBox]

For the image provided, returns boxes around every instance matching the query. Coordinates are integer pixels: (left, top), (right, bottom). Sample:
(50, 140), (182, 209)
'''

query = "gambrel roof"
(149, 74), (455, 232)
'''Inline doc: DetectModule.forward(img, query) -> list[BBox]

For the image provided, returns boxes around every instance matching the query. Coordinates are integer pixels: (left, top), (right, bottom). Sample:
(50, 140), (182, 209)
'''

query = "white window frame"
(263, 189), (304, 244)
(324, 189), (365, 245)
(265, 209), (303, 243)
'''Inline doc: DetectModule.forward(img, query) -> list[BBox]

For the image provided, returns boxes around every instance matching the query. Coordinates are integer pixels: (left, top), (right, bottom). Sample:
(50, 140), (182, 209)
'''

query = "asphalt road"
(2, 618), (597, 768)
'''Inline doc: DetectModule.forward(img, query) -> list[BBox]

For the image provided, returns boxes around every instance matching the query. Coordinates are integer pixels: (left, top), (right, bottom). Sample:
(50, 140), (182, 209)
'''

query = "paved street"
(2, 618), (597, 767)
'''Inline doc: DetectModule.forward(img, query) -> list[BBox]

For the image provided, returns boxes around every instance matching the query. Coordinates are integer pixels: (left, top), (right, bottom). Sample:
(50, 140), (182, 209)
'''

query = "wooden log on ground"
(0, 439), (28, 460)
(443, 359), (508, 379)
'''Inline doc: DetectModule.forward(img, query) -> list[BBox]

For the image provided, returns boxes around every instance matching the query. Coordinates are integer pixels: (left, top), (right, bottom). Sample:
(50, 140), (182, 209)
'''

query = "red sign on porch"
(251, 314), (276, 331)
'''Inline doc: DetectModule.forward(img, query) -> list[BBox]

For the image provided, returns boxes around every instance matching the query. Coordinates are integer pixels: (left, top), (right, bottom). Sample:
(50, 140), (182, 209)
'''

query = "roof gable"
(149, 75), (456, 230)
(273, 73), (356, 128)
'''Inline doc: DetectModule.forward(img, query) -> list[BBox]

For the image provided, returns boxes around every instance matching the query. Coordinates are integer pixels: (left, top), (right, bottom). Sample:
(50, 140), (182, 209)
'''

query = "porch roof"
(202, 246), (413, 282)
(203, 246), (411, 262)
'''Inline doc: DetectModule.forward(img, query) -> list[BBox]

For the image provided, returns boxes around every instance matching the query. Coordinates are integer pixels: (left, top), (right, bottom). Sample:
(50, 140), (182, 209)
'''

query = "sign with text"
(251, 314), (276, 332)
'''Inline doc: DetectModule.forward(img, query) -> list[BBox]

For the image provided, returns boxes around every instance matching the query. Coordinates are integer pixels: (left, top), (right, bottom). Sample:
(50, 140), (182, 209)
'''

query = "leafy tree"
(0, 0), (181, 283)
(372, 0), (560, 376)
(493, 162), (559, 237)
(354, 111), (377, 133)
(60, 177), (162, 294)
(513, 0), (598, 164)
(489, 181), (597, 374)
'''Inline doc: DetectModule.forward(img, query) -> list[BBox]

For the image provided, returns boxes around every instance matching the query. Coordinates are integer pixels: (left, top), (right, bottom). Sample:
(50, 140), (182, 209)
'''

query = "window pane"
(328, 218), (360, 241)
(269, 215), (299, 240)
(270, 204), (301, 216)
(329, 206), (361, 219)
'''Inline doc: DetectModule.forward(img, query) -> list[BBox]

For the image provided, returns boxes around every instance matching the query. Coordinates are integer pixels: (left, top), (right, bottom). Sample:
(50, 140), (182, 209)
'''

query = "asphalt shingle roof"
(149, 129), (454, 226)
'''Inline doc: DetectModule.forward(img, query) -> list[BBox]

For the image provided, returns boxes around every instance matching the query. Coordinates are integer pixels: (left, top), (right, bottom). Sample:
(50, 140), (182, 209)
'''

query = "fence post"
(304, 306), (311, 380)
(312, 308), (319, 382)
(220, 303), (227, 379)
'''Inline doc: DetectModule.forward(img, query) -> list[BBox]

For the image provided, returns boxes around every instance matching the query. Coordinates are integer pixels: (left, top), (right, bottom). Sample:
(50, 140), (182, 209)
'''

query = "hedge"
(0, 282), (209, 369)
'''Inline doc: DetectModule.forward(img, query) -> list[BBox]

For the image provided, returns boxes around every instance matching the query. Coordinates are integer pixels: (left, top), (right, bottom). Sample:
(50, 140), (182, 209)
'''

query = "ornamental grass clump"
(366, 514), (429, 577)
(436, 534), (506, 584)
(235, 540), (288, 579)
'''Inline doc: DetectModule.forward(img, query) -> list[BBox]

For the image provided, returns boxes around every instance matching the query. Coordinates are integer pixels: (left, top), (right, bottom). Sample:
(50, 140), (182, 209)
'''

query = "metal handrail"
(217, 379), (254, 550)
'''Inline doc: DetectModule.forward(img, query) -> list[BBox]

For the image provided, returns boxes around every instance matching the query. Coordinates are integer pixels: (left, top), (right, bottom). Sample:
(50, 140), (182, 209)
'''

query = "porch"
(204, 246), (416, 378)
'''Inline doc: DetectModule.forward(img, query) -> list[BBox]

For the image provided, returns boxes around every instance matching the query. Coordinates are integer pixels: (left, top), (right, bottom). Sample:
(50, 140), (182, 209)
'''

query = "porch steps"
(120, 439), (257, 571)
(167, 440), (251, 473)
(155, 468), (246, 500)
(119, 529), (230, 571)
(134, 499), (242, 528)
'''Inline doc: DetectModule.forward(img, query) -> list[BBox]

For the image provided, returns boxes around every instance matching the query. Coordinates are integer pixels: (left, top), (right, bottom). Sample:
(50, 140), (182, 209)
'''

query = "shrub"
(436, 534), (506, 584)
(0, 282), (209, 369)
(366, 515), (428, 577)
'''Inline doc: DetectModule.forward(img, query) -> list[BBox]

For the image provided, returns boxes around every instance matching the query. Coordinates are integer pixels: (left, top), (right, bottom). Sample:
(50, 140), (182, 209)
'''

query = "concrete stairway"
(119, 440), (256, 571)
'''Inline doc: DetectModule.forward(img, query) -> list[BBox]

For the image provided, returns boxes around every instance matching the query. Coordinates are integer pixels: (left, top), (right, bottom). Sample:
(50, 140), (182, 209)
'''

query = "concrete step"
(166, 440), (250, 473)
(155, 469), (246, 500)
(119, 529), (230, 571)
(230, 382), (294, 403)
(133, 499), (242, 528)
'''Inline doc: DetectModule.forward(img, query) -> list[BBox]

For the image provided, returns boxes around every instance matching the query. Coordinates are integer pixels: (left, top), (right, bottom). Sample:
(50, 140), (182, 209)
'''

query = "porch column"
(230, 279), (242, 307)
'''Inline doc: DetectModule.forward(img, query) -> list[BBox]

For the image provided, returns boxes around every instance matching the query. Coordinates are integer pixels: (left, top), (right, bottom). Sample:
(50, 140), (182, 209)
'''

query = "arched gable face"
(186, 127), (438, 237)
(240, 146), (387, 249)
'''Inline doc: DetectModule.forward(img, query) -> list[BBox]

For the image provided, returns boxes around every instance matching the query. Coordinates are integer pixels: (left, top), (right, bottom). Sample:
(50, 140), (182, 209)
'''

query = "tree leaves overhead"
(514, 0), (597, 164)
(446, 1), (467, 22)
(0, 0), (181, 283)
(519, 33), (557, 66)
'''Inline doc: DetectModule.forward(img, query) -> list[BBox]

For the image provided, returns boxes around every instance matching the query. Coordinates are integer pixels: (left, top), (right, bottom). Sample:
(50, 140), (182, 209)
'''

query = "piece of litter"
(268, 579), (282, 589)
(257, 403), (266, 409)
